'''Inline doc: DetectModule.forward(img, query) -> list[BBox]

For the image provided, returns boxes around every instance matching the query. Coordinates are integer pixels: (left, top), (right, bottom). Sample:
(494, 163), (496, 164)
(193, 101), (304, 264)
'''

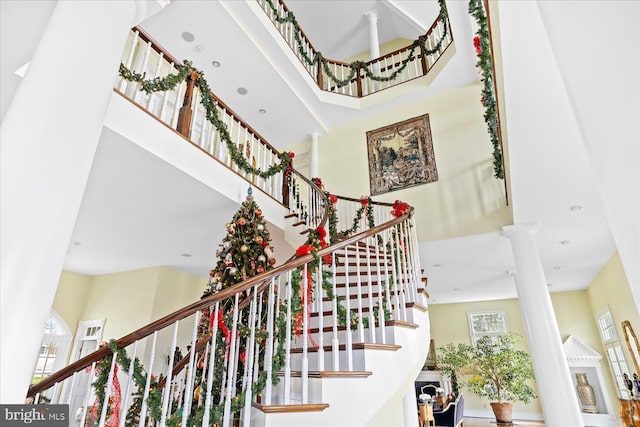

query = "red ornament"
(360, 197), (369, 206)
(473, 35), (482, 55)
(269, 258), (277, 265)
(296, 244), (314, 257)
(329, 194), (338, 204)
(316, 226), (327, 240)
(257, 266), (265, 273)
(289, 152), (295, 159)
(237, 217), (246, 226)
(256, 208), (262, 217)
(209, 269), (215, 277)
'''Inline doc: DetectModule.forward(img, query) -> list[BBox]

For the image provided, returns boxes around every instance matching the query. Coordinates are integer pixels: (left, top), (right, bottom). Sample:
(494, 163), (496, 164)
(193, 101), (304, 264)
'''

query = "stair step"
(285, 213), (299, 219)
(334, 270), (393, 277)
(292, 220), (306, 227)
(308, 320), (418, 334)
(277, 370), (373, 378)
(290, 343), (401, 354)
(311, 301), (426, 317)
(252, 402), (329, 413)
(321, 287), (428, 299)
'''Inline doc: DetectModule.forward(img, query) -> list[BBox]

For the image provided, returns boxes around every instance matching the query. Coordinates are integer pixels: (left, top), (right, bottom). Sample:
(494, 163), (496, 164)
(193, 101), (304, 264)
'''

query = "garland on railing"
(119, 61), (293, 180)
(263, 0), (449, 88)
(469, 0), (504, 180)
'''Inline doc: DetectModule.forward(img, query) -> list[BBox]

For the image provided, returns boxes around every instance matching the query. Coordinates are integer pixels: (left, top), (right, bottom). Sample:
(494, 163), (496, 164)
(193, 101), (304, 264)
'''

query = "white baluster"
(170, 81), (185, 128)
(133, 40), (152, 104)
(263, 279), (276, 405)
(222, 294), (240, 427)
(343, 247), (353, 371)
(302, 263), (309, 403)
(365, 239), (376, 343)
(80, 362), (96, 427)
(138, 332), (157, 427)
(118, 342), (138, 427)
(375, 230), (387, 344)
(97, 352), (118, 427)
(241, 288), (259, 426)
(384, 226), (401, 321)
(146, 51), (163, 113)
(393, 225), (408, 322)
(120, 30), (139, 92)
(158, 62), (174, 122)
(284, 271), (293, 404)
(317, 265), (324, 371)
(181, 312), (201, 426)
(331, 252), (340, 370)
(354, 243), (365, 343)
(202, 302), (220, 427)
(160, 322), (180, 427)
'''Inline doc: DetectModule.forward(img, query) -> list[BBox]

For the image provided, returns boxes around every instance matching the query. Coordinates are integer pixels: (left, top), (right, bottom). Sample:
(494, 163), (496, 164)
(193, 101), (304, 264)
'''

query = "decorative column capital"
(502, 222), (539, 239)
(310, 131), (321, 139)
(364, 10), (378, 24)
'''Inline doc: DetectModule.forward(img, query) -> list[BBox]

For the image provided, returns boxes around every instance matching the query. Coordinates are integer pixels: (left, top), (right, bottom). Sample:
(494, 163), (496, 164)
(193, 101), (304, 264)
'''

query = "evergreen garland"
(263, 0), (449, 88)
(119, 61), (292, 180)
(469, 0), (504, 179)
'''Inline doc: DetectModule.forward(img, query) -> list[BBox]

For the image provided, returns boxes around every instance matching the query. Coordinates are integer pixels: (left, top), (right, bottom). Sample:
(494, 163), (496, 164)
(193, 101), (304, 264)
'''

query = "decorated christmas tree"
(204, 187), (276, 299)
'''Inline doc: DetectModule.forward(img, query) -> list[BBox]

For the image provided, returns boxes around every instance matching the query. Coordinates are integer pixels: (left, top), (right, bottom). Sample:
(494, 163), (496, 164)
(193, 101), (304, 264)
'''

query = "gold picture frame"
(366, 114), (438, 196)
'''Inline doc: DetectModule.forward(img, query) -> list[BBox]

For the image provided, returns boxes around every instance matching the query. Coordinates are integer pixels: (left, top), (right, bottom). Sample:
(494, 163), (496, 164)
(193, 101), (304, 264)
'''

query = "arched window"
(32, 311), (72, 386)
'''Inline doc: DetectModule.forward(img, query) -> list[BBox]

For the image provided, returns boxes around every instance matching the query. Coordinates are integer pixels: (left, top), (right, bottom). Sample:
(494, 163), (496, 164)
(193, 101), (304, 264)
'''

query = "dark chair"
(414, 381), (439, 406)
(433, 393), (464, 427)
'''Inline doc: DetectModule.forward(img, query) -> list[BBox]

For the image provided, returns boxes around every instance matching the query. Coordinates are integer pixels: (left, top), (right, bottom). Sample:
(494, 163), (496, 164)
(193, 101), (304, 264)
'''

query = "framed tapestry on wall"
(366, 113), (438, 196)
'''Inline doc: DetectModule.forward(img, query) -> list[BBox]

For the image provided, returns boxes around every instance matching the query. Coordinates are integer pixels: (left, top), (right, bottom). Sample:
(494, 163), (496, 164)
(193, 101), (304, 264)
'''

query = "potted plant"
(437, 333), (536, 424)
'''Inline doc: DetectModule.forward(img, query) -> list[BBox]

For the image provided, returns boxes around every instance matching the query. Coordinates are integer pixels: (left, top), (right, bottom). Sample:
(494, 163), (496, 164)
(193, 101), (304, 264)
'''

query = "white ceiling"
(2, 0), (632, 308)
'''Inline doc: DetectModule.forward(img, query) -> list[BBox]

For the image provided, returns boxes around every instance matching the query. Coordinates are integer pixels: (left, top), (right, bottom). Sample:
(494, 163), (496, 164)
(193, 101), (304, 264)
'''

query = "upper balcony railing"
(117, 27), (288, 203)
(256, 0), (453, 97)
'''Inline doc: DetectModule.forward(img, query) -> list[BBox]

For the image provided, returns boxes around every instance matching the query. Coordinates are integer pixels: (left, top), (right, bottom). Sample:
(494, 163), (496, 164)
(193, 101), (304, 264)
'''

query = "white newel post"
(0, 0), (159, 402)
(310, 131), (319, 179)
(502, 223), (584, 426)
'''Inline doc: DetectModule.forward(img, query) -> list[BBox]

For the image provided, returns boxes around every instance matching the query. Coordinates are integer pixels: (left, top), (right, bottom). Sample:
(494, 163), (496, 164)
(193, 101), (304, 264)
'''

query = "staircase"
(25, 24), (431, 427)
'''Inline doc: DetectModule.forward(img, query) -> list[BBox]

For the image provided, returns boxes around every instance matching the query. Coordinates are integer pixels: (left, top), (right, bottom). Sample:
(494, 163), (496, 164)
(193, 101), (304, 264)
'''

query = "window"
(467, 311), (508, 344)
(596, 310), (631, 398)
(31, 312), (71, 386)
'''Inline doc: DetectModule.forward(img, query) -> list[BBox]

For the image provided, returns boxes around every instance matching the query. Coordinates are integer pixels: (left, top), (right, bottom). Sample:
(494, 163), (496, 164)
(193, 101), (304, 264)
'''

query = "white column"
(0, 0), (150, 402)
(364, 11), (381, 60)
(402, 385), (418, 427)
(364, 10), (381, 91)
(502, 223), (584, 426)
(310, 131), (320, 178)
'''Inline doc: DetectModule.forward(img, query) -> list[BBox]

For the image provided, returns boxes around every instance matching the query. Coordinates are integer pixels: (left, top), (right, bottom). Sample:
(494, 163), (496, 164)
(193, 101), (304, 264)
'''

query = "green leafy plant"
(437, 333), (536, 403)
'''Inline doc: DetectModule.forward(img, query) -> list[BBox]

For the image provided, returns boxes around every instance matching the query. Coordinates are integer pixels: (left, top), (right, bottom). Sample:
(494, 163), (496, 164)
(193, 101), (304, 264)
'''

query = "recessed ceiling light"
(181, 32), (195, 42)
(237, 87), (248, 95)
(195, 45), (204, 52)
(569, 205), (582, 211)
(452, 288), (460, 291)
(553, 265), (568, 270)
(181, 253), (192, 257)
(431, 263), (441, 267)
(259, 108), (267, 114)
(559, 240), (570, 245)
(73, 241), (82, 246)
(212, 60), (221, 68)
(547, 283), (553, 287)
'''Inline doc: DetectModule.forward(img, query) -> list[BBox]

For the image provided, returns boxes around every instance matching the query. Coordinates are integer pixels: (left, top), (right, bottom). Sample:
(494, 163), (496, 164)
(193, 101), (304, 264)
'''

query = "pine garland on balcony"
(469, 0), (504, 179)
(263, 0), (449, 88)
(119, 61), (293, 180)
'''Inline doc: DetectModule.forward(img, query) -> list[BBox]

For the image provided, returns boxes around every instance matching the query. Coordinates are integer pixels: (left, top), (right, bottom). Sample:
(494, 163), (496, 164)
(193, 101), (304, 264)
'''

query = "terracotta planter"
(490, 402), (513, 424)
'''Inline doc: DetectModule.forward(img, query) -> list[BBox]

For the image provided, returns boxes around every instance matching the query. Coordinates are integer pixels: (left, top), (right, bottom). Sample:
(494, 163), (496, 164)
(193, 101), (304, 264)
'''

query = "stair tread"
(311, 301), (426, 317)
(321, 287), (428, 300)
(252, 402), (329, 413)
(277, 370), (373, 378)
(308, 320), (419, 334)
(289, 342), (401, 353)
(284, 213), (299, 219)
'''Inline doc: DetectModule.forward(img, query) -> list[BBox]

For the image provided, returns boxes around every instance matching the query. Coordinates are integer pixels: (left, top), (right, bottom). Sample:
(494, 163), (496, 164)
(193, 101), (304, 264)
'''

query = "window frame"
(467, 310), (508, 344)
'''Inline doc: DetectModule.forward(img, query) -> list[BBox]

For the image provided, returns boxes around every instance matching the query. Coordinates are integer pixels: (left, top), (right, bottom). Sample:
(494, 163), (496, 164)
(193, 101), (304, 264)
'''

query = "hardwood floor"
(463, 417), (545, 426)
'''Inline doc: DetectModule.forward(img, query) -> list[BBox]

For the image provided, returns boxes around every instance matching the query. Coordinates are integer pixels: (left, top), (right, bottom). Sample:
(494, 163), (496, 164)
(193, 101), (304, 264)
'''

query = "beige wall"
(288, 83), (512, 243)
(342, 38), (415, 63)
(52, 271), (92, 337)
(587, 252), (640, 375)
(53, 267), (207, 370)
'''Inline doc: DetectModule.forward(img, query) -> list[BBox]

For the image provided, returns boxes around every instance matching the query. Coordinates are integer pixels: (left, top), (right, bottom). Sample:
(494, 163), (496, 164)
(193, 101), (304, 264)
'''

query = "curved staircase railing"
(25, 25), (429, 427)
(256, 0), (453, 97)
(117, 27), (288, 204)
(27, 197), (425, 427)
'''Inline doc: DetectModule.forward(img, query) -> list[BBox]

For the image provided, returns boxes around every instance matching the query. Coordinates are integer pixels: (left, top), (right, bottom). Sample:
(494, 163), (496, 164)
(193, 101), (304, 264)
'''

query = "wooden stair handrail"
(27, 208), (409, 397)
